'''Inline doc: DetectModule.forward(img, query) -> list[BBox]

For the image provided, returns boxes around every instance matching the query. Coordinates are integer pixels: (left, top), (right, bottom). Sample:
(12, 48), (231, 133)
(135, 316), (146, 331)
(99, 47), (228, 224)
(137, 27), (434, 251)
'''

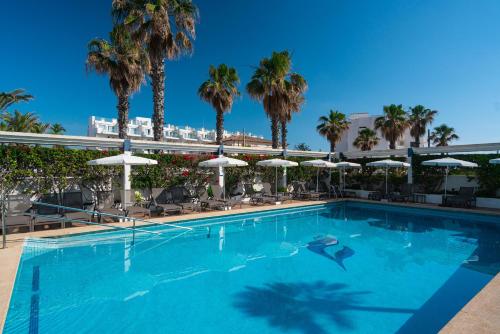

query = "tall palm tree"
(408, 105), (437, 147)
(353, 128), (379, 151)
(0, 110), (40, 132)
(86, 25), (149, 139)
(247, 51), (294, 148)
(0, 89), (33, 112)
(429, 124), (459, 146)
(113, 0), (199, 141)
(279, 73), (307, 149)
(50, 123), (66, 135)
(316, 110), (350, 152)
(374, 104), (409, 150)
(198, 64), (240, 145)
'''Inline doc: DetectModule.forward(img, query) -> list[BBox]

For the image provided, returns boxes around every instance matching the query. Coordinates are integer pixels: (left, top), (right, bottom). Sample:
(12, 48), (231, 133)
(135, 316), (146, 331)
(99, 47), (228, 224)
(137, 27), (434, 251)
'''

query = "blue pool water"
(4, 202), (500, 334)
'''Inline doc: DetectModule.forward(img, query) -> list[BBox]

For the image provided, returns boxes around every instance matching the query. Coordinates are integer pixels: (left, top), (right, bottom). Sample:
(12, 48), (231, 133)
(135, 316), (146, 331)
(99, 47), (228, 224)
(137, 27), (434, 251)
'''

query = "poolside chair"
(368, 191), (383, 201)
(322, 180), (339, 199)
(151, 188), (183, 215)
(94, 191), (125, 223)
(2, 194), (33, 233)
(32, 193), (65, 230)
(249, 183), (280, 204)
(444, 187), (476, 208)
(389, 184), (413, 203)
(123, 189), (157, 218)
(169, 186), (199, 212)
(61, 191), (93, 226)
(211, 184), (243, 208)
(198, 185), (228, 210)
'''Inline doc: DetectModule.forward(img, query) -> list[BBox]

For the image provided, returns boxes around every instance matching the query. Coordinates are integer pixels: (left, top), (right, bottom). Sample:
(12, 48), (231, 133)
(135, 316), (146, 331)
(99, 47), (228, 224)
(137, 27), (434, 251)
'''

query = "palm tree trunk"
(330, 141), (335, 153)
(389, 141), (396, 150)
(271, 114), (280, 149)
(281, 120), (287, 149)
(216, 108), (224, 145)
(117, 93), (129, 139)
(151, 57), (165, 142)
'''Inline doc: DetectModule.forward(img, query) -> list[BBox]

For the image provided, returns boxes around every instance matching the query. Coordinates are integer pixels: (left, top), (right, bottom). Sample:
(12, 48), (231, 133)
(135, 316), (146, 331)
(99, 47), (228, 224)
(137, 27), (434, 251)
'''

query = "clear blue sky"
(2, 0), (500, 150)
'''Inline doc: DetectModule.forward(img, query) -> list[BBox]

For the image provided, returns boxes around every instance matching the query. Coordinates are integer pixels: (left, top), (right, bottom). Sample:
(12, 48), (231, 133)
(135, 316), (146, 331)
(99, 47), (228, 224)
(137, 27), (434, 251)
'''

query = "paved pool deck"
(0, 199), (499, 333)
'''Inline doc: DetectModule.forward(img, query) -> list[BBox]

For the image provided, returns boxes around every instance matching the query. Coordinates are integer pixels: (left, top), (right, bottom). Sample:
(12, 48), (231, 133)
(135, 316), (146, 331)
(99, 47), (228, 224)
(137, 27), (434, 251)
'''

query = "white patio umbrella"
(198, 156), (248, 200)
(300, 159), (337, 192)
(366, 159), (410, 195)
(489, 158), (500, 165)
(422, 157), (478, 198)
(335, 162), (361, 191)
(257, 159), (299, 199)
(87, 151), (158, 208)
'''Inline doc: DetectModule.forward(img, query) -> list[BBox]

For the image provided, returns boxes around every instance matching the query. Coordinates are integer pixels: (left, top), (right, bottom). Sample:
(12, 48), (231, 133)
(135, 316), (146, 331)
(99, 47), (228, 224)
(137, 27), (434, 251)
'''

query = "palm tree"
(0, 110), (40, 132)
(408, 105), (437, 147)
(50, 123), (66, 135)
(31, 122), (50, 134)
(374, 104), (409, 150)
(113, 0), (198, 141)
(198, 64), (240, 145)
(86, 25), (149, 139)
(316, 110), (350, 152)
(353, 128), (379, 151)
(0, 89), (33, 112)
(294, 143), (311, 151)
(247, 51), (295, 148)
(429, 124), (459, 146)
(279, 73), (307, 149)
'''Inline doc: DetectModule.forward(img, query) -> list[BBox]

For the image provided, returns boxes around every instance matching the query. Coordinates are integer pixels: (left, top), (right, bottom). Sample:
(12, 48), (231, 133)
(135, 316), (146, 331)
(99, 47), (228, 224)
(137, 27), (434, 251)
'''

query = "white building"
(336, 113), (426, 153)
(88, 116), (266, 145)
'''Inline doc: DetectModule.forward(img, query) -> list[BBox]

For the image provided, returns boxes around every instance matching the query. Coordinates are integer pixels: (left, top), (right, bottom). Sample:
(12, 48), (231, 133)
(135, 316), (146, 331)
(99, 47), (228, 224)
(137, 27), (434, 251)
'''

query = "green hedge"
(0, 146), (329, 195)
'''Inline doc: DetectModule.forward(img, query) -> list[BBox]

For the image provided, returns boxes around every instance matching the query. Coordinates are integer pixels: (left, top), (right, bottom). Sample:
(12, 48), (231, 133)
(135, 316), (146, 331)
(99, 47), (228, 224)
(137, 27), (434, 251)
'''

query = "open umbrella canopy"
(87, 152), (157, 209)
(490, 158), (500, 165)
(422, 157), (477, 198)
(198, 156), (248, 168)
(336, 162), (361, 191)
(366, 159), (410, 168)
(336, 162), (361, 168)
(257, 159), (298, 202)
(366, 159), (410, 196)
(300, 159), (337, 168)
(422, 157), (478, 168)
(257, 159), (299, 167)
(87, 152), (158, 166)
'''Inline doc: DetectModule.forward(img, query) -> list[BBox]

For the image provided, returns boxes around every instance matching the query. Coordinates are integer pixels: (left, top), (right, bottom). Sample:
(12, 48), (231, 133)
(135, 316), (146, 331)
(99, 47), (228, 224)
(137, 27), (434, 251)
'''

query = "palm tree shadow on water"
(233, 281), (416, 334)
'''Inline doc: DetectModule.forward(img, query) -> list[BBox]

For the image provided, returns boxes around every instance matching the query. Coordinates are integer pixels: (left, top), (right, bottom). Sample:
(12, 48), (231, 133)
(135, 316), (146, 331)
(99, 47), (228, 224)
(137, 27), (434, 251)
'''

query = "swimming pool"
(4, 202), (500, 333)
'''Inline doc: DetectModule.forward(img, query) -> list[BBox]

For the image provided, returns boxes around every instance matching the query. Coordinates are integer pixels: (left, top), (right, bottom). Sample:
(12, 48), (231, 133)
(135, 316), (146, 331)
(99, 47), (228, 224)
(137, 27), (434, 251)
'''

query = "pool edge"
(1, 198), (499, 333)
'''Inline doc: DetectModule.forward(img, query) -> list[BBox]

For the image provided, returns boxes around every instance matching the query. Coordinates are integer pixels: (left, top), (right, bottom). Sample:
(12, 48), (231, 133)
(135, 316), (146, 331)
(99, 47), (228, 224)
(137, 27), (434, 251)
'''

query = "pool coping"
(0, 198), (499, 332)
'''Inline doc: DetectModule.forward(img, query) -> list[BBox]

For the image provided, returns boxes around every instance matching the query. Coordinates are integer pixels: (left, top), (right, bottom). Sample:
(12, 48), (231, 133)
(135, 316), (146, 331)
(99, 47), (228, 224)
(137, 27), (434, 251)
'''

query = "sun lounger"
(444, 187), (476, 208)
(2, 194), (33, 233)
(389, 184), (413, 202)
(32, 193), (65, 230)
(151, 188), (183, 215)
(94, 191), (125, 222)
(199, 186), (227, 210)
(62, 191), (93, 225)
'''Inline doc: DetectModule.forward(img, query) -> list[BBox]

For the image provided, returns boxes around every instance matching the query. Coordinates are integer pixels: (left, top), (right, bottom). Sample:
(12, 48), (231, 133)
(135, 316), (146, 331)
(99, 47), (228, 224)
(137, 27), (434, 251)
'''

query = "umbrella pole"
(385, 167), (388, 196)
(444, 167), (449, 199)
(275, 167), (278, 201)
(223, 168), (226, 202)
(316, 169), (319, 192)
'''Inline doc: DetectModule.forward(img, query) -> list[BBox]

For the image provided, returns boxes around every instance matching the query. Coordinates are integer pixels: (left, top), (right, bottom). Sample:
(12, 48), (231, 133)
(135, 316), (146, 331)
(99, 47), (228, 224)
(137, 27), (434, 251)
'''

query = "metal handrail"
(30, 201), (193, 231)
